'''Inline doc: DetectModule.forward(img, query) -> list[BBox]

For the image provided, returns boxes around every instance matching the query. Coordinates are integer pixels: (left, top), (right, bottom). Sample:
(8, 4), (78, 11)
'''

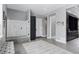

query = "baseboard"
(55, 39), (66, 44)
(47, 36), (56, 39)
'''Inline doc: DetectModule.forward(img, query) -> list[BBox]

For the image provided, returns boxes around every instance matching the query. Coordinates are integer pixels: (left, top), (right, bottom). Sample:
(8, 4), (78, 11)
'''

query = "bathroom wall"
(55, 8), (66, 44)
(0, 4), (2, 50)
(42, 18), (47, 37)
(36, 17), (46, 37)
(0, 4), (2, 38)
(36, 17), (42, 37)
(47, 7), (66, 44)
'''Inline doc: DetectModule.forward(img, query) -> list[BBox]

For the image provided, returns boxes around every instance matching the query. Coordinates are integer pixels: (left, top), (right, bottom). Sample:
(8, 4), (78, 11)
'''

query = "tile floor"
(44, 38), (79, 54)
(14, 39), (72, 54)
(22, 40), (71, 54)
(14, 43), (27, 54)
(14, 38), (79, 54)
(67, 38), (79, 54)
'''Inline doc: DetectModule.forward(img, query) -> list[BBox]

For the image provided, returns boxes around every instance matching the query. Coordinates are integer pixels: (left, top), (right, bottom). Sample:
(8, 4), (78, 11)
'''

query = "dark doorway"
(30, 16), (36, 40)
(66, 12), (78, 41)
(69, 15), (78, 31)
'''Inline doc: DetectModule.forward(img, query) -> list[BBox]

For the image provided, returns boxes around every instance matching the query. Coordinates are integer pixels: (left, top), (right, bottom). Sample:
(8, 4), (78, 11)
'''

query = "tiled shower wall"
(7, 7), (31, 42)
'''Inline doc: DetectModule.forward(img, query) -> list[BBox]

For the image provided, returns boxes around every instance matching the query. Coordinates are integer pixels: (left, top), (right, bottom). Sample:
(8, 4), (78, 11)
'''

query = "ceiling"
(67, 6), (79, 18)
(7, 4), (76, 17)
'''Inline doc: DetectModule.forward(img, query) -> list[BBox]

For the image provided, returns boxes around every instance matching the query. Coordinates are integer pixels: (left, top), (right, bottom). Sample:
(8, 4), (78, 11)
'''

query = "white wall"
(55, 8), (66, 44)
(42, 19), (47, 37)
(0, 4), (2, 38)
(47, 7), (66, 44)
(0, 4), (2, 49)
(36, 18), (43, 37)
(36, 17), (46, 37)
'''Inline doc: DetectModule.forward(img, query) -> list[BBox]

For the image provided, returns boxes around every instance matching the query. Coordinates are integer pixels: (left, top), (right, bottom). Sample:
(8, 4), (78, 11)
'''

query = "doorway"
(30, 16), (36, 40)
(66, 12), (78, 41)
